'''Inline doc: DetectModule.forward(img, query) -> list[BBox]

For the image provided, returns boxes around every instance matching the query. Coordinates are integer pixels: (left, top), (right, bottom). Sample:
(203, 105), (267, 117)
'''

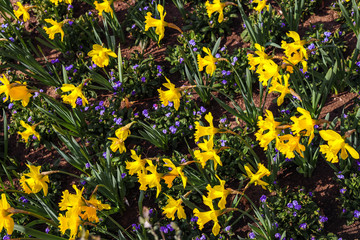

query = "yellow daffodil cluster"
(248, 31), (308, 106)
(0, 74), (33, 107)
(20, 164), (49, 195)
(205, 0), (236, 23)
(255, 107), (359, 163)
(319, 130), (359, 163)
(144, 4), (182, 44)
(126, 150), (187, 198)
(162, 194), (186, 220)
(255, 107), (315, 159)
(197, 47), (219, 76)
(58, 185), (111, 240)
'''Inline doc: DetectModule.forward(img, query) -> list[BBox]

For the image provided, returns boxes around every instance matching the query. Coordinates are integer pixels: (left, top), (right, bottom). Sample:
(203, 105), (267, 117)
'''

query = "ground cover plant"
(0, 0), (360, 239)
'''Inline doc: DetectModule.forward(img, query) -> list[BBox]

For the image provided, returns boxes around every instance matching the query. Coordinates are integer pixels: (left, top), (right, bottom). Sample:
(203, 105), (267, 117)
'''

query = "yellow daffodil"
(94, 0), (113, 17)
(18, 120), (40, 143)
(276, 134), (305, 159)
(194, 112), (220, 142)
(87, 44), (117, 68)
(126, 149), (147, 176)
(58, 210), (81, 240)
(256, 60), (280, 86)
(194, 136), (222, 169)
(281, 31), (308, 73)
(244, 163), (270, 189)
(108, 124), (133, 154)
(43, 19), (64, 41)
(58, 184), (110, 238)
(319, 130), (359, 163)
(137, 160), (163, 198)
(61, 83), (88, 108)
(193, 195), (222, 236)
(255, 110), (282, 150)
(197, 47), (218, 76)
(247, 43), (270, 71)
(9, 82), (32, 107)
(158, 77), (181, 110)
(162, 158), (187, 188)
(20, 164), (49, 196)
(0, 194), (14, 235)
(0, 74), (11, 102)
(205, 175), (230, 210)
(144, 4), (182, 43)
(162, 194), (186, 220)
(290, 107), (317, 145)
(253, 0), (269, 12)
(205, 0), (236, 23)
(14, 2), (34, 22)
(269, 74), (300, 106)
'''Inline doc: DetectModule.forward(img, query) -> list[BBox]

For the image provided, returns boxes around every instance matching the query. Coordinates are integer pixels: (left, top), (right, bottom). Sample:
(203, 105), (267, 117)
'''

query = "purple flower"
(162, 129), (167, 134)
(222, 79), (227, 84)
(165, 112), (171, 117)
(121, 173), (126, 178)
(51, 58), (59, 64)
(80, 180), (86, 186)
(354, 210), (360, 218)
(324, 31), (331, 37)
(142, 109), (149, 118)
(169, 126), (177, 134)
(3, 235), (10, 240)
(287, 202), (294, 208)
(8, 103), (13, 109)
(133, 64), (139, 70)
(220, 139), (227, 147)
(141, 77), (146, 82)
(215, 53), (221, 58)
(308, 43), (315, 50)
(249, 232), (255, 239)
(340, 188), (347, 194)
(189, 39), (196, 46)
(191, 216), (198, 222)
(45, 226), (50, 233)
(299, 223), (307, 229)
(260, 195), (267, 203)
(20, 196), (29, 203)
(179, 57), (184, 64)
(319, 215), (328, 223)
(275, 233), (281, 238)
(100, 110), (105, 116)
(200, 106), (206, 113)
(132, 223), (140, 231)
(337, 174), (344, 179)
(189, 124), (193, 130)
(85, 162), (91, 169)
(281, 22), (286, 28)
(9, 37), (14, 42)
(193, 47), (198, 52)
(175, 121), (180, 127)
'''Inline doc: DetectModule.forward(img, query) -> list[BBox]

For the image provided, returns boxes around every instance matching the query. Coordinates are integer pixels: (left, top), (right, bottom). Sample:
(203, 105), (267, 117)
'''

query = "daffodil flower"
(269, 74), (301, 106)
(319, 130), (359, 163)
(205, 0), (236, 23)
(145, 4), (182, 43)
(14, 2), (34, 22)
(0, 74), (12, 102)
(162, 194), (186, 220)
(137, 160), (163, 198)
(61, 83), (88, 108)
(18, 120), (41, 143)
(255, 110), (282, 150)
(126, 149), (147, 176)
(0, 194), (14, 235)
(276, 134), (305, 159)
(197, 47), (218, 76)
(158, 77), (181, 110)
(290, 107), (317, 145)
(193, 196), (222, 236)
(194, 136), (222, 170)
(253, 0), (269, 12)
(87, 44), (117, 68)
(162, 158), (187, 188)
(43, 19), (65, 41)
(20, 164), (49, 196)
(205, 175), (230, 210)
(94, 0), (113, 17)
(194, 112), (220, 142)
(281, 31), (308, 73)
(244, 163), (271, 189)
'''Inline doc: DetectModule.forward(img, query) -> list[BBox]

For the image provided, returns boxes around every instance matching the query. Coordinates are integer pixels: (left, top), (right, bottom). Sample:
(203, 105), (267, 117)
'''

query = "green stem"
(10, 209), (57, 227)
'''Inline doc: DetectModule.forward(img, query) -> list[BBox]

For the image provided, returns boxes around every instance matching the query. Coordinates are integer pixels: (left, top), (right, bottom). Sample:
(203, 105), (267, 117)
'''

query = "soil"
(4, 0), (360, 239)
